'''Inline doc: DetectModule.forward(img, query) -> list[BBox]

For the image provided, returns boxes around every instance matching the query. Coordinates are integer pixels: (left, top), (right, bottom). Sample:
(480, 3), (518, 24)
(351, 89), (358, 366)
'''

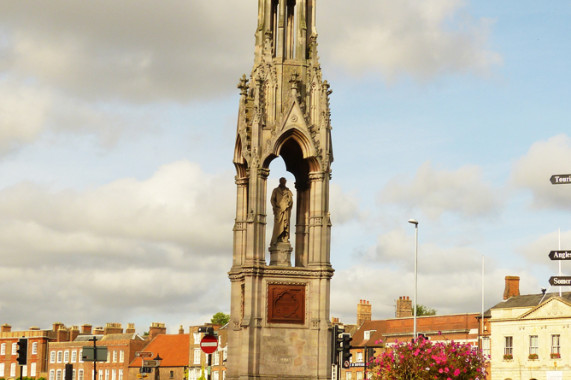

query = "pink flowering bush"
(369, 336), (488, 380)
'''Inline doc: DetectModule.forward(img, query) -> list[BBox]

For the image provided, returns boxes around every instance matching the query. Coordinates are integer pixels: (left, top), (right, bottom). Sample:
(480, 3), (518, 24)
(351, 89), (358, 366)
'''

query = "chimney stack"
(503, 276), (520, 300)
(126, 323), (136, 334)
(148, 322), (167, 340)
(357, 300), (372, 326)
(104, 323), (123, 335)
(1, 324), (11, 333)
(81, 324), (92, 335)
(396, 296), (413, 318)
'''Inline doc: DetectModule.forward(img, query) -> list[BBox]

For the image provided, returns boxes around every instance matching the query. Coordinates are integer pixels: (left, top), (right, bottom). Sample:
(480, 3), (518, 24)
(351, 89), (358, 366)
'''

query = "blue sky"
(1, 0), (570, 333)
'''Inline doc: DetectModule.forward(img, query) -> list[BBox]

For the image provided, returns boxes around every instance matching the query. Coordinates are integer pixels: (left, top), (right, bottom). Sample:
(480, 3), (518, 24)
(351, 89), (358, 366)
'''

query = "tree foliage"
(370, 336), (488, 380)
(415, 304), (436, 316)
(211, 312), (230, 326)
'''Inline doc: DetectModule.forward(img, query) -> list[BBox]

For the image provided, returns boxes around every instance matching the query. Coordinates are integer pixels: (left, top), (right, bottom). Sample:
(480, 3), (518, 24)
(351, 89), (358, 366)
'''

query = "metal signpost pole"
(90, 337), (97, 380)
(408, 219), (419, 340)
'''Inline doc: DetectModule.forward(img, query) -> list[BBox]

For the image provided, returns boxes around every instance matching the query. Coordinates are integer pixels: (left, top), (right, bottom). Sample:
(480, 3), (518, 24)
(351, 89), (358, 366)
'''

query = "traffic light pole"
(89, 337), (98, 380)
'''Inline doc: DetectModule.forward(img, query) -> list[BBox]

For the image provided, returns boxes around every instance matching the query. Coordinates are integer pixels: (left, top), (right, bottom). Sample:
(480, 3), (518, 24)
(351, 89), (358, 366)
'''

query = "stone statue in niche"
(270, 177), (293, 246)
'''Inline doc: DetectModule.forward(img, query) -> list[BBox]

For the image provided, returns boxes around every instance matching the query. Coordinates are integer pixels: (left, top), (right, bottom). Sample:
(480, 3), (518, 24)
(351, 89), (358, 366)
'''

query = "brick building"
(188, 324), (226, 380)
(129, 326), (188, 380)
(0, 322), (81, 379)
(486, 276), (571, 380)
(47, 323), (146, 380)
(340, 299), (480, 380)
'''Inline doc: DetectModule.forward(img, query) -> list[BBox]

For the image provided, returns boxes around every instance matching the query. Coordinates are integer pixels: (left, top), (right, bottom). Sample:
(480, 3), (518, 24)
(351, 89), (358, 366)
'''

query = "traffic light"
(331, 325), (345, 365)
(16, 338), (27, 365)
(341, 333), (352, 369)
(65, 363), (73, 380)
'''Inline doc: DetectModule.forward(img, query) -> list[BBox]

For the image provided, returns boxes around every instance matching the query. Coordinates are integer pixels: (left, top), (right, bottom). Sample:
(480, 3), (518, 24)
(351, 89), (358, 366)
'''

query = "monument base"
(269, 242), (293, 267)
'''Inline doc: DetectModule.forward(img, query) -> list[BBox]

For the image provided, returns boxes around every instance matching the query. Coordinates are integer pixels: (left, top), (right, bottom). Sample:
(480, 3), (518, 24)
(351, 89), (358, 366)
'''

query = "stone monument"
(228, 0), (334, 379)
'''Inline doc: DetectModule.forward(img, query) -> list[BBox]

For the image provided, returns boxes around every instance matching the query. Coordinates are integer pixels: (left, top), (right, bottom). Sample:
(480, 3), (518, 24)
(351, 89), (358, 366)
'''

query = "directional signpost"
(550, 174), (571, 185)
(549, 251), (571, 260)
(549, 276), (571, 286)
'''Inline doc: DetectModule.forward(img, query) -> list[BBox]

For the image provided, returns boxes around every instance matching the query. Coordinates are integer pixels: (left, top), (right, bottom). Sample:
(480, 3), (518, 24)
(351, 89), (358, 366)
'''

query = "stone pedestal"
(269, 242), (293, 267)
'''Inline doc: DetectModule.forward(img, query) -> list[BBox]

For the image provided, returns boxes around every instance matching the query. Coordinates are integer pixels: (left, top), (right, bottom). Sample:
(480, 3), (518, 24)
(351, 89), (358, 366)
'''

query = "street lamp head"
(408, 219), (418, 226)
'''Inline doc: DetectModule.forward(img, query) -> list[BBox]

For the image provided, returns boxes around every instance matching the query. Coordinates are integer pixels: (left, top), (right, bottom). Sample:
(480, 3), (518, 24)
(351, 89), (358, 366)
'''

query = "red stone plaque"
(267, 284), (305, 324)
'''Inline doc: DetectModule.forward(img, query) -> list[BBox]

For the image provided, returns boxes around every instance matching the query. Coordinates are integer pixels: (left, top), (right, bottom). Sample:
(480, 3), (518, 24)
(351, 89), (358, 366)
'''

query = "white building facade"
(490, 294), (571, 380)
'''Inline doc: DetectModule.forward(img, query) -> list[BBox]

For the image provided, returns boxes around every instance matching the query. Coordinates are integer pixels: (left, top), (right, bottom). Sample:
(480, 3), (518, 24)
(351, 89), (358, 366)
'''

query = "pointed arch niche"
(263, 131), (321, 268)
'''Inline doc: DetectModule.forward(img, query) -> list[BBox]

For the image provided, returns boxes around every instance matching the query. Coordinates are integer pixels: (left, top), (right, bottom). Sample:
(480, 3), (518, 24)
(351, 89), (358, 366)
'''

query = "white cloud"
(330, 261), (514, 323)
(320, 0), (501, 81)
(0, 160), (235, 329)
(511, 134), (571, 209)
(0, 0), (256, 103)
(380, 162), (501, 219)
(519, 229), (571, 265)
(0, 81), (51, 154)
(330, 183), (363, 224)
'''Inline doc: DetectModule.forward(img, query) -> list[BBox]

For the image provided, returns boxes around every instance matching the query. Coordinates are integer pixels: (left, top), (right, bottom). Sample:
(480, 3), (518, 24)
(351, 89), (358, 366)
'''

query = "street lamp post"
(408, 219), (419, 340)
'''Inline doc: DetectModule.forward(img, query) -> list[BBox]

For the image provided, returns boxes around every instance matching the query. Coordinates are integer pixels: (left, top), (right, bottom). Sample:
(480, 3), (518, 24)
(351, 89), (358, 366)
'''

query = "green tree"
(211, 312), (230, 326)
(415, 304), (436, 316)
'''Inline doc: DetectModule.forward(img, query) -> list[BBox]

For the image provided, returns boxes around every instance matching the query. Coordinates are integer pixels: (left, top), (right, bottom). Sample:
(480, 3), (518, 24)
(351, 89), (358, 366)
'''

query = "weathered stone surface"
(227, 2), (334, 378)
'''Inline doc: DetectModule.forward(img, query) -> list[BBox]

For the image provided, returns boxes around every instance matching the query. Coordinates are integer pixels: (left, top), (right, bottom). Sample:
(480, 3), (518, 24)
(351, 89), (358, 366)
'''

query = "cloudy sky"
(1, 1), (570, 333)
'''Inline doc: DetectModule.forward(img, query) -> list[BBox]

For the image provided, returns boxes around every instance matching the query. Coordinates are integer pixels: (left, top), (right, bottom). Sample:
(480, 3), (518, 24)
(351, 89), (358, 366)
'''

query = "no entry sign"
(200, 334), (218, 354)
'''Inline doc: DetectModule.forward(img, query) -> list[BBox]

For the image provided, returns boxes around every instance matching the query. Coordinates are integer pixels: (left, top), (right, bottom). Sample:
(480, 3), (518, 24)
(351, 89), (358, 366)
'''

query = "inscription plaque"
(267, 284), (305, 324)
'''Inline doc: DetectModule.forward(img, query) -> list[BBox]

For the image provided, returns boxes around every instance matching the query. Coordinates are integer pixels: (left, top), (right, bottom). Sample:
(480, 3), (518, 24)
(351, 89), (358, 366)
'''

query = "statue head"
(279, 177), (287, 187)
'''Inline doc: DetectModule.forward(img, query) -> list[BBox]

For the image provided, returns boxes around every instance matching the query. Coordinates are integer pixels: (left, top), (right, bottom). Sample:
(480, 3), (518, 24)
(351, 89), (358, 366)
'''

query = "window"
(504, 336), (513, 356)
(169, 371), (174, 379)
(214, 352), (220, 365)
(0, 343), (5, 355)
(112, 350), (117, 363)
(552, 334), (561, 355)
(79, 349), (83, 363)
(12, 342), (17, 355)
(56, 369), (63, 380)
(194, 349), (201, 364)
(72, 370), (76, 380)
(10, 363), (16, 377)
(31, 362), (37, 377)
(193, 332), (201, 345)
(529, 335), (538, 356)
(118, 370), (123, 380)
(0, 363), (4, 376)
(356, 372), (363, 380)
(51, 350), (56, 363)
(112, 369), (116, 380)
(482, 337), (490, 357)
(78, 369), (84, 380)
(50, 369), (55, 380)
(356, 351), (363, 363)
(119, 350), (124, 363)
(57, 350), (63, 363)
(64, 350), (70, 363)
(364, 330), (376, 341)
(32, 342), (38, 355)
(346, 372), (352, 380)
(105, 369), (109, 380)
(72, 350), (77, 363)
(213, 371), (219, 380)
(23, 364), (28, 377)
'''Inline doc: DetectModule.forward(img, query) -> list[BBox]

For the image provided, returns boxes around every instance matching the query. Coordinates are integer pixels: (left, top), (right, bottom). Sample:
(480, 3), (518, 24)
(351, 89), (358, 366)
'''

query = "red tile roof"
(130, 334), (190, 368)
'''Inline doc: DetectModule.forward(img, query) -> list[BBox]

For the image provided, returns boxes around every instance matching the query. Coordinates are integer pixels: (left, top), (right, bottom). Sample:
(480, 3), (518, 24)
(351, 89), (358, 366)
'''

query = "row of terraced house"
(0, 322), (228, 380)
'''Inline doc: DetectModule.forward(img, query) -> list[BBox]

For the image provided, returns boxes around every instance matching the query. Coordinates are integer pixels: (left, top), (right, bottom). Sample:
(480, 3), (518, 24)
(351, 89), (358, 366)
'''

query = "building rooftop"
(130, 334), (190, 368)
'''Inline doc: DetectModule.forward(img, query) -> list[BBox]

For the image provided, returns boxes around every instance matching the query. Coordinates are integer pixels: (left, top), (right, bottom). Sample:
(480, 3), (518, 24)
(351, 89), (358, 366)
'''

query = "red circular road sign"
(200, 335), (219, 354)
